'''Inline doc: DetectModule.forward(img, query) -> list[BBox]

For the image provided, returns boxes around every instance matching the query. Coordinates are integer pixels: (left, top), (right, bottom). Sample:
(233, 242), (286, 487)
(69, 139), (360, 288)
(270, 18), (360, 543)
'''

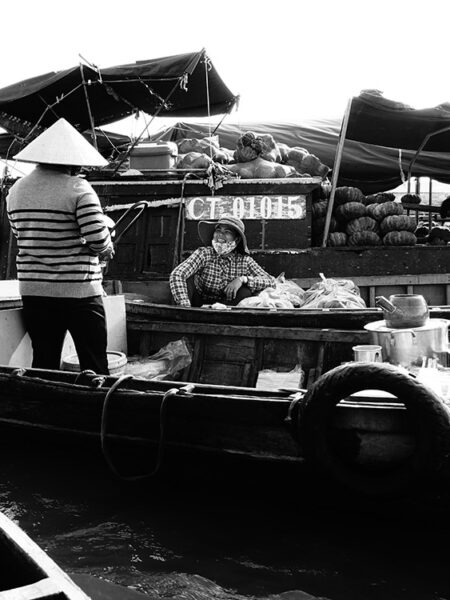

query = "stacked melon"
(415, 222), (450, 245)
(311, 186), (418, 246)
(333, 187), (381, 246)
(366, 198), (416, 246)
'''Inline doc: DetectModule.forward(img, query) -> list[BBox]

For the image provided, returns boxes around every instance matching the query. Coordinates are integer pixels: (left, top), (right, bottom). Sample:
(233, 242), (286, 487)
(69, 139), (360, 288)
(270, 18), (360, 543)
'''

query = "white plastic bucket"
(61, 351), (127, 375)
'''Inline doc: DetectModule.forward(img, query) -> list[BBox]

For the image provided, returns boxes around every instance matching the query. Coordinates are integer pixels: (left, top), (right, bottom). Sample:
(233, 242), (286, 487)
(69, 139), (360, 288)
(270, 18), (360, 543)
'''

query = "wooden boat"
(80, 174), (450, 387)
(0, 510), (89, 599)
(0, 70), (449, 389)
(125, 298), (450, 386)
(0, 361), (449, 497)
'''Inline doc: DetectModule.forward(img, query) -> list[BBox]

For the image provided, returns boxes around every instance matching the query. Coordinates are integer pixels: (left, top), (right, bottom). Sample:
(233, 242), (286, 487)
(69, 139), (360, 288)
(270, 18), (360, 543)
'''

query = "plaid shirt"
(170, 246), (276, 306)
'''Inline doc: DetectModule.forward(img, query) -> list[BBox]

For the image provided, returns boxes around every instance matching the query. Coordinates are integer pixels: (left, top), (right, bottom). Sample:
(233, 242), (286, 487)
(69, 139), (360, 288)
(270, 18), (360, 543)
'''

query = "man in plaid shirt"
(170, 215), (276, 307)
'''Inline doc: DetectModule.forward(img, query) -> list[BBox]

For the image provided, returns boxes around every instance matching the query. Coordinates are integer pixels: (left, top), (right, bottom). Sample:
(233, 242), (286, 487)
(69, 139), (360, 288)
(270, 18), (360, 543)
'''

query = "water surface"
(0, 445), (449, 600)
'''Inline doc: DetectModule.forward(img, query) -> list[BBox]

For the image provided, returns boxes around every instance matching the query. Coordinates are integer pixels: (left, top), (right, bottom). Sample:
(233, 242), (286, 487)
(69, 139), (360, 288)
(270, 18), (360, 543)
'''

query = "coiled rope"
(100, 377), (194, 481)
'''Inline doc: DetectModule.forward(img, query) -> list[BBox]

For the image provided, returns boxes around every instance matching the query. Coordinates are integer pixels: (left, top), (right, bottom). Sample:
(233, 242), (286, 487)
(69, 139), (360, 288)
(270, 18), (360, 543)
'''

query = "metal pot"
(374, 294), (429, 328)
(364, 319), (449, 367)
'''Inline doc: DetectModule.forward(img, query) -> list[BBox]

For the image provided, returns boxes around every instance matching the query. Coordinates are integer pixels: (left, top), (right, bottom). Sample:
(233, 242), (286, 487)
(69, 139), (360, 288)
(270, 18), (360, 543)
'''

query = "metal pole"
(80, 64), (98, 150)
(321, 98), (353, 247)
(429, 177), (433, 228)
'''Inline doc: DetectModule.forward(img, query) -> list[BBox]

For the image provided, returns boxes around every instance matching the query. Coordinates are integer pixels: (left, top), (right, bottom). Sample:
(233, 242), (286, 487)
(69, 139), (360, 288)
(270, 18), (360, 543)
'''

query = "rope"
(172, 172), (195, 270)
(203, 55), (213, 161)
(100, 379), (194, 481)
(398, 148), (407, 184)
(284, 391), (307, 426)
(109, 200), (149, 245)
(112, 73), (189, 174)
(73, 369), (106, 388)
(102, 200), (149, 276)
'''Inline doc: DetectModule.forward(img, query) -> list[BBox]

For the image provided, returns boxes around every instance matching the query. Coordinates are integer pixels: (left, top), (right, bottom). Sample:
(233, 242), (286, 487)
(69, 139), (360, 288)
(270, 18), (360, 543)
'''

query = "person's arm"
(244, 257), (277, 292)
(169, 248), (207, 307)
(6, 189), (18, 239)
(75, 181), (113, 258)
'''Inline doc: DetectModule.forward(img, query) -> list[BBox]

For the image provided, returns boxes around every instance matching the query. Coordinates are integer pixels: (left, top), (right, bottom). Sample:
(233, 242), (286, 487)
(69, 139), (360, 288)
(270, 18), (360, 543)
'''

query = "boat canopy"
(155, 117), (450, 193)
(0, 50), (237, 136)
(345, 91), (450, 151)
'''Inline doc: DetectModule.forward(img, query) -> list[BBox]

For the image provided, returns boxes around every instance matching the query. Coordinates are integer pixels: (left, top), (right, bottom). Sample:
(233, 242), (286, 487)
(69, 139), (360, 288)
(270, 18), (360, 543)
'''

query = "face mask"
(212, 239), (237, 255)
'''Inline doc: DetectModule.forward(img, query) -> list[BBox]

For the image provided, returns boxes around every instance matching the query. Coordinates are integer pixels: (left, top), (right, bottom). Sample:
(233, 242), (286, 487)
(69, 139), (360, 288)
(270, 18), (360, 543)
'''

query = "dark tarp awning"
(0, 50), (237, 136)
(155, 119), (450, 194)
(345, 91), (450, 151)
(0, 129), (131, 161)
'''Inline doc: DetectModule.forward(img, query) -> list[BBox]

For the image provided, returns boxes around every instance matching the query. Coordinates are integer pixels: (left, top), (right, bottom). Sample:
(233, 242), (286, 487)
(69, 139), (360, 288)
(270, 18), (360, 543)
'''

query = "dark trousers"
(186, 277), (254, 307)
(21, 295), (109, 375)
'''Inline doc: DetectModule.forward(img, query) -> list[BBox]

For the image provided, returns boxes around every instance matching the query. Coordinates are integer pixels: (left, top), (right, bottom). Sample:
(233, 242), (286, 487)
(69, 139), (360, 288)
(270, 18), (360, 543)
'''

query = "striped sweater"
(6, 165), (113, 298)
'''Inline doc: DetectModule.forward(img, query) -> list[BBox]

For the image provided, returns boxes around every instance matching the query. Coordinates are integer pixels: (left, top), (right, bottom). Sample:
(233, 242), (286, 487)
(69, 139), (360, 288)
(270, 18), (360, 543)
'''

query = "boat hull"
(0, 511), (89, 599)
(0, 365), (425, 489)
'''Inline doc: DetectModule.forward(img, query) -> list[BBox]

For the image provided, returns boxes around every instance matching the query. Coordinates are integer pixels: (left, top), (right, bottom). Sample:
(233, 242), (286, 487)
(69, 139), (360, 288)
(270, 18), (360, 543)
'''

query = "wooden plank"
(127, 318), (369, 343)
(138, 332), (151, 356)
(0, 578), (61, 600)
(93, 178), (322, 202)
(0, 512), (89, 600)
(254, 246), (450, 279)
(315, 343), (326, 379)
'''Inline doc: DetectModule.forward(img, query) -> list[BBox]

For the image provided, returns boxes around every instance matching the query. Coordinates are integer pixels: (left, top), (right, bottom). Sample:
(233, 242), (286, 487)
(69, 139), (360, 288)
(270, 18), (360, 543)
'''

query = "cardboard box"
(130, 142), (178, 170)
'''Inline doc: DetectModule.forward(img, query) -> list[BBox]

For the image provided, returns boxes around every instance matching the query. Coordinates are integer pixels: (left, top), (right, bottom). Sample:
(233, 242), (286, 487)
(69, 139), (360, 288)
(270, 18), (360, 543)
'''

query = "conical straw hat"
(14, 118), (108, 167)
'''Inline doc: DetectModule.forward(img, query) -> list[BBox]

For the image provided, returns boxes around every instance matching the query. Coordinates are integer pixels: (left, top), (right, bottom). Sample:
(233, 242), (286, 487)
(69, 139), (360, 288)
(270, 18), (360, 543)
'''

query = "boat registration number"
(185, 195), (306, 220)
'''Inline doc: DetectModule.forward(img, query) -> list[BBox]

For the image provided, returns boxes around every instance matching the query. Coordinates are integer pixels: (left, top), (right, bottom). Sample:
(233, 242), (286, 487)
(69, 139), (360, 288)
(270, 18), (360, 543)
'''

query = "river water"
(0, 444), (449, 600)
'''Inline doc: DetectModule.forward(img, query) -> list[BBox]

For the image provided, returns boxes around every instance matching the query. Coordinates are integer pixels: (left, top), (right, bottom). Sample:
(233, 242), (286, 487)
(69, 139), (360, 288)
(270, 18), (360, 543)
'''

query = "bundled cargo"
(237, 274), (305, 309)
(175, 131), (331, 180)
(301, 276), (366, 309)
(237, 288), (295, 309)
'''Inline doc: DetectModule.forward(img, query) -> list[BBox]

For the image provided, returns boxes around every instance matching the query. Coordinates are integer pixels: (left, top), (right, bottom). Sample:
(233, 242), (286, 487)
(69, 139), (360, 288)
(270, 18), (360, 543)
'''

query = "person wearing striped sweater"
(6, 118), (114, 374)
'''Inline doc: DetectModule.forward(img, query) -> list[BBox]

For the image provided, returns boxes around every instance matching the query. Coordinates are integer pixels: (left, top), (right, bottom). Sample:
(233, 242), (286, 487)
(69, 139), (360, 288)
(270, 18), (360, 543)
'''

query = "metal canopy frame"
(321, 99), (450, 247)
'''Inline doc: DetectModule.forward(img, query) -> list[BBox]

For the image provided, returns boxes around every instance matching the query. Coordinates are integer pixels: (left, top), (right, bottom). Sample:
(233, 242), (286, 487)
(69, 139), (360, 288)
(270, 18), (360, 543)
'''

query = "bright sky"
(3, 0), (450, 131)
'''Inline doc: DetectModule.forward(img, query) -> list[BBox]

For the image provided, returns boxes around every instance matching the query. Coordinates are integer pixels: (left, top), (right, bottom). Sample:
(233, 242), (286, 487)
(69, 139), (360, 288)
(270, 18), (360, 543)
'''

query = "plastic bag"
(125, 338), (192, 379)
(274, 273), (305, 307)
(301, 275), (366, 309)
(237, 274), (304, 309)
(237, 287), (294, 309)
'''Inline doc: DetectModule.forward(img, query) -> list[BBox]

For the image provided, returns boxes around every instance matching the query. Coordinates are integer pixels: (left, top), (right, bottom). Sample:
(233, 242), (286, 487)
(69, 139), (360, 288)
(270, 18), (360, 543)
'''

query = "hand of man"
(99, 245), (115, 261)
(224, 277), (243, 300)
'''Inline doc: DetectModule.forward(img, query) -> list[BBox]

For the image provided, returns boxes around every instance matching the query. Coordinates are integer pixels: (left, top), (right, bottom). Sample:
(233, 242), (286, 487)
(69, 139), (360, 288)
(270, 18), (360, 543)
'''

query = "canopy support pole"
(428, 177), (433, 228)
(112, 77), (186, 174)
(321, 98), (353, 247)
(80, 64), (98, 150)
(406, 124), (450, 189)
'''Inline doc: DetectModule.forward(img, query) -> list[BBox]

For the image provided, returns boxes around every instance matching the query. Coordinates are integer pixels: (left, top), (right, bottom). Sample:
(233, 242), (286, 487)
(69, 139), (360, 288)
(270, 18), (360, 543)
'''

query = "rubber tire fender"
(297, 362), (450, 496)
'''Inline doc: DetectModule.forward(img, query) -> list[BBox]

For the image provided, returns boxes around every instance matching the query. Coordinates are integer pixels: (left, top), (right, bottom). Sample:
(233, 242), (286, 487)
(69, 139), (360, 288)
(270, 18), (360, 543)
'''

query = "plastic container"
(61, 351), (127, 375)
(352, 344), (382, 362)
(129, 142), (178, 170)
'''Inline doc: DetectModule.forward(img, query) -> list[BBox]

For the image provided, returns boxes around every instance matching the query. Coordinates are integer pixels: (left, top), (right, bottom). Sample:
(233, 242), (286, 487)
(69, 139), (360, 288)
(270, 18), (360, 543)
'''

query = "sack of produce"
(212, 148), (234, 164)
(228, 157), (297, 179)
(273, 273), (306, 307)
(301, 276), (366, 309)
(177, 136), (220, 154)
(286, 148), (330, 178)
(234, 131), (265, 162)
(237, 287), (295, 309)
(177, 152), (213, 169)
(259, 133), (282, 162)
